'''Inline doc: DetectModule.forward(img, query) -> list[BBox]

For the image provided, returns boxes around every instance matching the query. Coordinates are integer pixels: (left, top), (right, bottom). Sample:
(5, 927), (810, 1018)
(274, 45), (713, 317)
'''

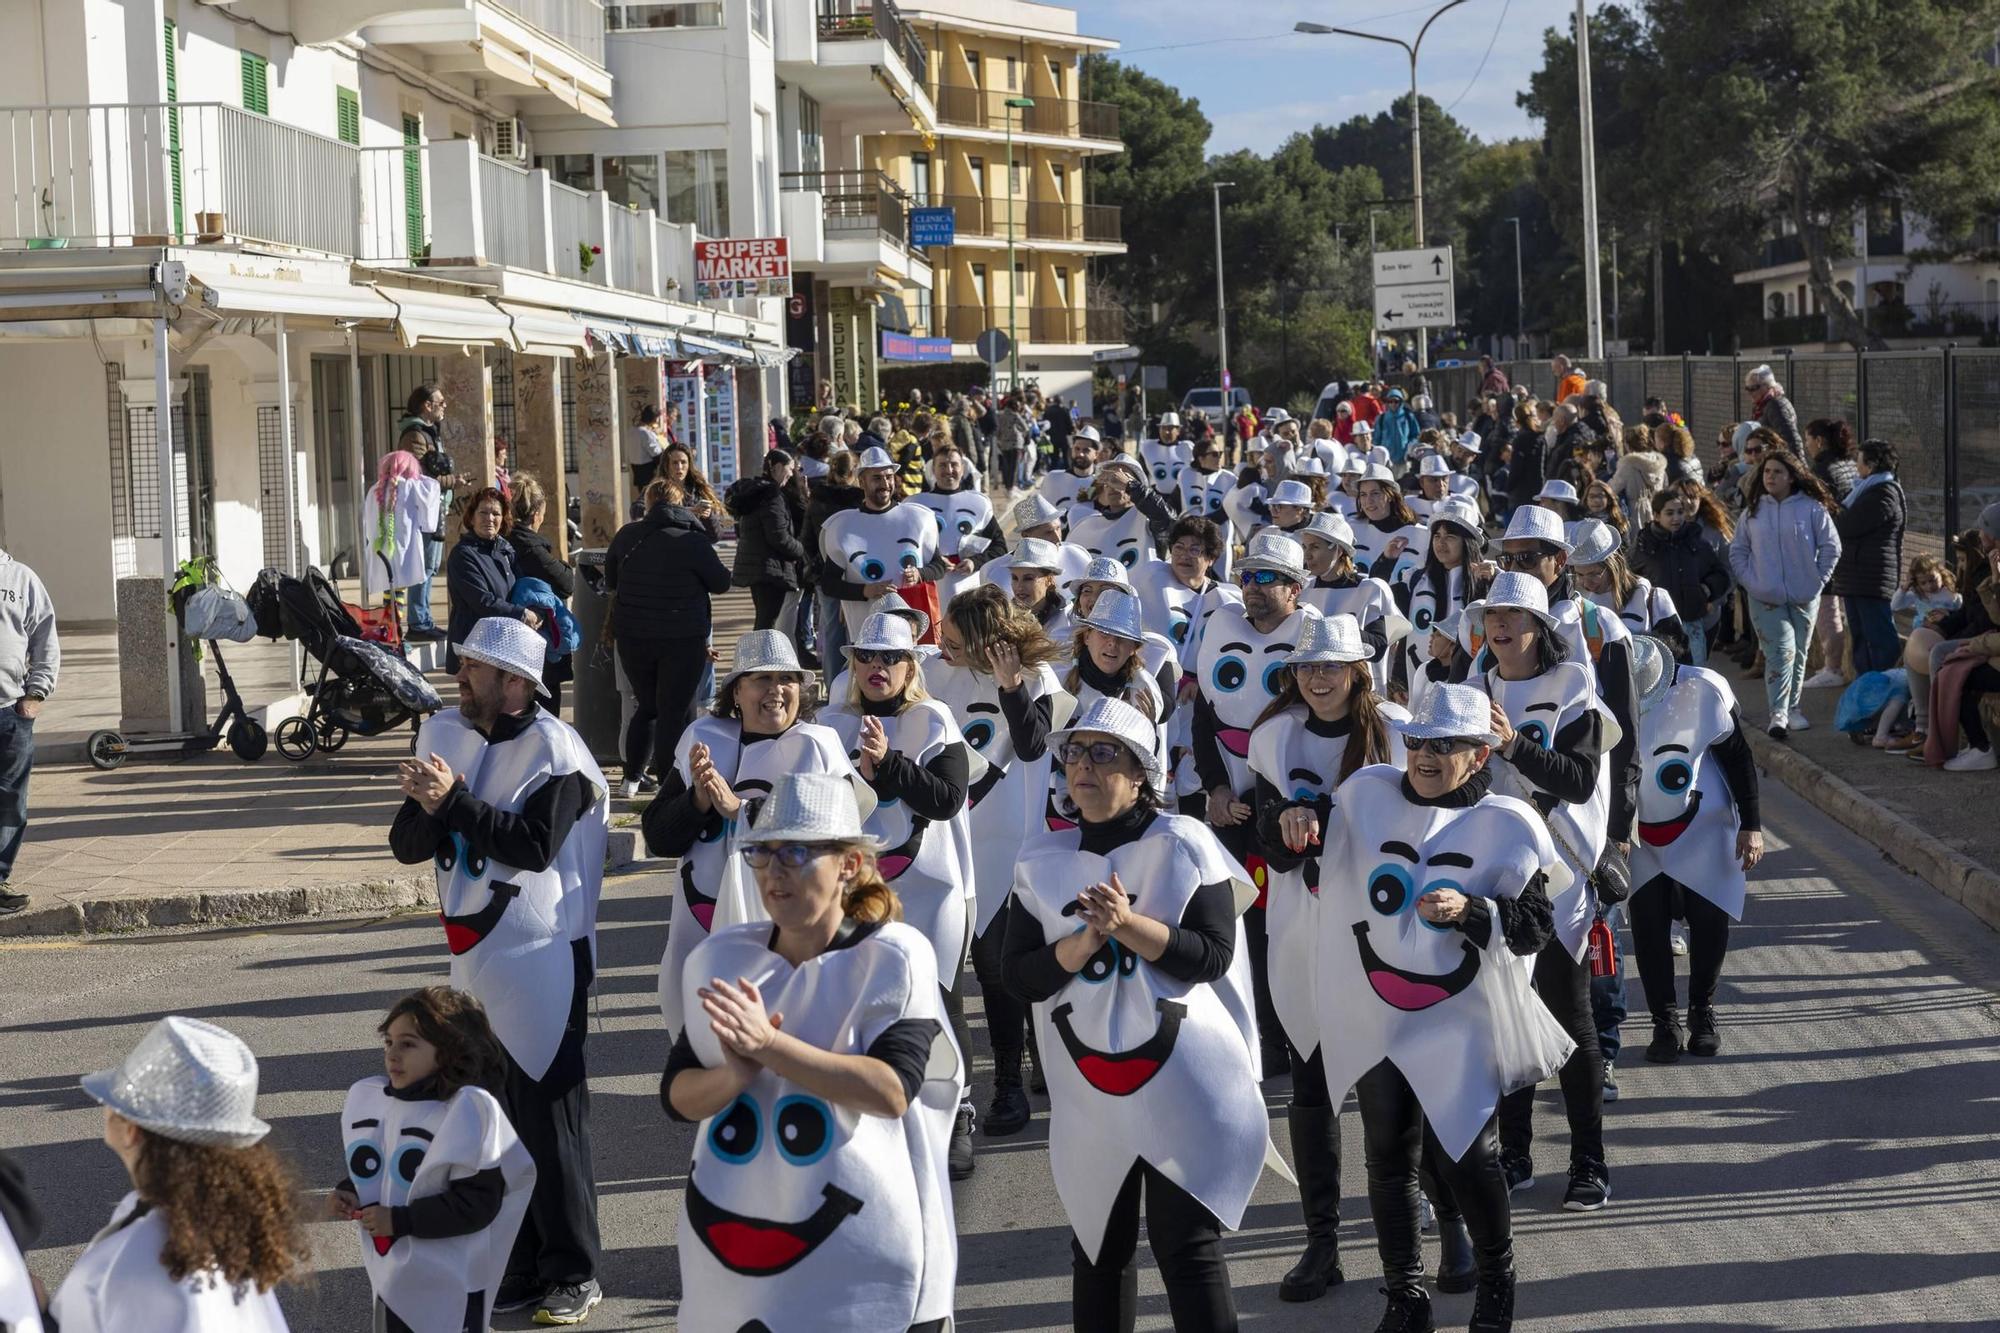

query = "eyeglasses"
(740, 843), (840, 870)
(851, 649), (910, 666)
(1238, 568), (1291, 587)
(1169, 542), (1210, 559)
(1059, 740), (1129, 766)
(1495, 551), (1553, 571)
(1407, 736), (1479, 756)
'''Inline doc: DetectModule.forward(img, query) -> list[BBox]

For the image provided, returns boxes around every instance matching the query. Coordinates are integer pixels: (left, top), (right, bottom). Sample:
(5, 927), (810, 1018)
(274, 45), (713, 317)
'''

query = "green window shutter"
(165, 19), (184, 237)
(241, 52), (269, 115)
(336, 87), (360, 145)
(401, 114), (425, 258)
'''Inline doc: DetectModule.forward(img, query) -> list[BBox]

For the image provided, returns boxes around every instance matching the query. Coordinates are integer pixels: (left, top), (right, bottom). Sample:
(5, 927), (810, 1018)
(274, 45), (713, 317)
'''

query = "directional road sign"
(1372, 245), (1456, 330)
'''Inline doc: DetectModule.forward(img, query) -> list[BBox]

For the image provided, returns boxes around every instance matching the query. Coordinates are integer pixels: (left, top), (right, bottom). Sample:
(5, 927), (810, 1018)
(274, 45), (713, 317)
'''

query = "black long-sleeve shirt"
(1000, 806), (1236, 1003)
(390, 707), (597, 872)
(1710, 711), (1762, 832)
(857, 697), (970, 820)
(1501, 709), (1605, 811)
(1395, 768), (1555, 955)
(996, 682), (1054, 761)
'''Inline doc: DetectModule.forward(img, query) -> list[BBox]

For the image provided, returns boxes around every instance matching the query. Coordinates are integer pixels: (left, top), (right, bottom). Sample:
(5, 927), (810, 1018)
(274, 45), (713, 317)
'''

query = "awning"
(677, 331), (756, 364)
(376, 285), (515, 349)
(0, 259), (162, 314)
(193, 271), (397, 323)
(748, 341), (796, 368)
(879, 293), (913, 333)
(626, 323), (682, 358)
(495, 301), (589, 359)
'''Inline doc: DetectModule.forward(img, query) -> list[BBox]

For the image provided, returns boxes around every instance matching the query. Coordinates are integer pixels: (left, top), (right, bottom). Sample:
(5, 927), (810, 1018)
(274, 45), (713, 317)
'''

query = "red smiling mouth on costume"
(1051, 998), (1186, 1095)
(1218, 727), (1251, 757)
(1353, 922), (1480, 1011)
(439, 881), (520, 956)
(686, 1178), (864, 1276)
(1639, 789), (1702, 847)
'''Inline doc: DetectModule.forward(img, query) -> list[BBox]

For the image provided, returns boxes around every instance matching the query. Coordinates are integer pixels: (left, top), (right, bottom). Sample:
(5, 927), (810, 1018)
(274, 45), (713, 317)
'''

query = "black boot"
(948, 1101), (976, 1180)
(1646, 1009), (1684, 1064)
(984, 1078), (1031, 1137)
(1279, 1103), (1344, 1301)
(1372, 1286), (1435, 1333)
(1432, 1211), (1475, 1294)
(1468, 1270), (1516, 1332)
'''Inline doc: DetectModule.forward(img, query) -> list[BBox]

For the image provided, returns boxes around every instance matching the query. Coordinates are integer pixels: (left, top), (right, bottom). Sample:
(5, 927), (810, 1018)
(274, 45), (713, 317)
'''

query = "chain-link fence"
(1396, 351), (1983, 568)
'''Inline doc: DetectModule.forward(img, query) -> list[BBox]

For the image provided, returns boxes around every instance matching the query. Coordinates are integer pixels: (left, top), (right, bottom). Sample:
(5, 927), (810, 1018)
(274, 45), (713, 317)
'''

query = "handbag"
(1539, 807), (1633, 906)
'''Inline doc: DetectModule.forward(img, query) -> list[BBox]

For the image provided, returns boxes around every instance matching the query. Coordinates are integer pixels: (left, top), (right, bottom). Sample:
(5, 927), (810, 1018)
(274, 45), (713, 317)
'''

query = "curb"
(0, 836), (665, 940)
(1747, 730), (2000, 933)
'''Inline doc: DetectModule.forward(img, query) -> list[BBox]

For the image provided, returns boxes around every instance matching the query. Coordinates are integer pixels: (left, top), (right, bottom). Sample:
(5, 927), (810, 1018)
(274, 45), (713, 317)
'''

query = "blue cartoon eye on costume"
(1118, 545), (1140, 568)
(901, 552), (919, 570)
(435, 833), (487, 879)
(773, 1095), (834, 1166)
(395, 1143), (426, 1184)
(1212, 657), (1246, 692)
(1263, 662), (1287, 695)
(1655, 758), (1693, 794)
(856, 555), (887, 582)
(1169, 610), (1190, 645)
(1517, 720), (1550, 749)
(1080, 938), (1142, 984)
(962, 719), (994, 751)
(957, 518), (974, 535)
(1413, 605), (1435, 631)
(1369, 863), (1415, 916)
(710, 1095), (762, 1164)
(348, 1138), (383, 1183)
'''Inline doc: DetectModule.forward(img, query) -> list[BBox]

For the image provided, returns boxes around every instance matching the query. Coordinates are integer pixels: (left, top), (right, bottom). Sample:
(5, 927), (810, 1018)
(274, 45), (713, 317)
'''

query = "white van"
(1179, 386), (1253, 419)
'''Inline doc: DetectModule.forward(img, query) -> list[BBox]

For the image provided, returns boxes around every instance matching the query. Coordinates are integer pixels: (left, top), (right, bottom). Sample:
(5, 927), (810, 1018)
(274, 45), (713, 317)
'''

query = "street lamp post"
(1575, 0), (1605, 358)
(1212, 179), (1234, 444)
(1297, 1), (1473, 372)
(1004, 95), (1035, 394)
(1505, 215), (1524, 353)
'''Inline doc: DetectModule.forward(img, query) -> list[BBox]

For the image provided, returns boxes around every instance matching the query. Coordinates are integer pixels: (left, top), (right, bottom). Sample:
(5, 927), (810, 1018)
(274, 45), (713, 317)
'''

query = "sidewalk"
(1, 583), (762, 938)
(1730, 654), (2000, 931)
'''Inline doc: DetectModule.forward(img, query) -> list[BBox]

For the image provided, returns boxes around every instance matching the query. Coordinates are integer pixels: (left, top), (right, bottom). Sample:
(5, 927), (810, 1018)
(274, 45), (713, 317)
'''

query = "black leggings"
(618, 639), (709, 779)
(750, 581), (791, 632)
(1356, 1059), (1512, 1298)
(1630, 874), (1732, 1015)
(1072, 1160), (1237, 1333)
(1497, 936), (1604, 1166)
(969, 915), (1030, 1084)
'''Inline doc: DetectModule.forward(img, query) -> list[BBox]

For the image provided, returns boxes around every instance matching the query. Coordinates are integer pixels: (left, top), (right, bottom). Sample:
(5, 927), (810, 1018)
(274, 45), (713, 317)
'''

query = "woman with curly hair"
(57, 1016), (307, 1331)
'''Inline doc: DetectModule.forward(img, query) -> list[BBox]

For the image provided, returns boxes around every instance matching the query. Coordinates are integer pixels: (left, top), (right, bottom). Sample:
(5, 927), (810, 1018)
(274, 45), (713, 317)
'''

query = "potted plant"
(578, 241), (602, 275)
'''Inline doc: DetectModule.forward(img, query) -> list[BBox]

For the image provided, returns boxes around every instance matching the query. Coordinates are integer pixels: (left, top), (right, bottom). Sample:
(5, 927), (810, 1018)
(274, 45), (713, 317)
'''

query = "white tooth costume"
(819, 698), (979, 987)
(1177, 465), (1236, 526)
(415, 710), (609, 1080)
(0, 1185), (40, 1333)
(1349, 517), (1427, 586)
(820, 502), (941, 636)
(1313, 765), (1576, 1160)
(1037, 467), (1095, 520)
(1011, 817), (1276, 1261)
(1069, 505), (1158, 571)
(923, 656), (1073, 932)
(49, 1193), (288, 1333)
(1139, 437), (1191, 497)
(1247, 705), (1407, 1055)
(339, 1077), (536, 1333)
(1634, 664), (1748, 919)
(657, 717), (870, 1037)
(1476, 661), (1622, 959)
(1220, 481), (1268, 542)
(1588, 578), (1680, 633)
(1302, 576), (1408, 683)
(911, 487), (996, 609)
(675, 922), (962, 1333)
(1128, 565), (1242, 800)
(1193, 604), (1312, 798)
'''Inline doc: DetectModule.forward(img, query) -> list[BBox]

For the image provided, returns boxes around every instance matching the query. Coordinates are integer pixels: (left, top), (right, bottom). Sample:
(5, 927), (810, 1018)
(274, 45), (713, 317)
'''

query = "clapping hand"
(702, 977), (783, 1060)
(1077, 873), (1135, 936)
(689, 743), (742, 818)
(858, 715), (890, 778)
(398, 753), (456, 814)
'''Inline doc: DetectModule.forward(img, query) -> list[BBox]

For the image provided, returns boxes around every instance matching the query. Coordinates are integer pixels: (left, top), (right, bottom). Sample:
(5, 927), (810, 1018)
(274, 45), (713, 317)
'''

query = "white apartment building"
(0, 0), (786, 726)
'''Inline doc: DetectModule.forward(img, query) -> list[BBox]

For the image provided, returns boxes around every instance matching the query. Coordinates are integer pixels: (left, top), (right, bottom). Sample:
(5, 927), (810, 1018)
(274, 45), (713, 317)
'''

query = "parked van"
(1179, 386), (1253, 419)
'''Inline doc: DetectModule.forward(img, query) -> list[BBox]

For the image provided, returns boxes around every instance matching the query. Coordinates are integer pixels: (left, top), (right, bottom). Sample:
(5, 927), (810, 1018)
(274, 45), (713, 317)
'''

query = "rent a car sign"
(695, 237), (792, 300)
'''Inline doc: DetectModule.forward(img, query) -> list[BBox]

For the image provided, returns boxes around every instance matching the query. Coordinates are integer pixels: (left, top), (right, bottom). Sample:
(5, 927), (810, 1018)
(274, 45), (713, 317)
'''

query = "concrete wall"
(0, 342), (118, 621)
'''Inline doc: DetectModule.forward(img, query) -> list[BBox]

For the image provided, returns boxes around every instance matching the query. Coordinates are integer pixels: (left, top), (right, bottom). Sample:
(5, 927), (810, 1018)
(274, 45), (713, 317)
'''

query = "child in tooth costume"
(663, 774), (963, 1333)
(332, 988), (535, 1333)
(1246, 611), (1407, 1303)
(1349, 463), (1428, 586)
(1311, 683), (1571, 1330)
(643, 630), (873, 1040)
(1295, 510), (1409, 685)
(1394, 497), (1489, 702)
(1001, 697), (1281, 1332)
(1625, 635), (1765, 1061)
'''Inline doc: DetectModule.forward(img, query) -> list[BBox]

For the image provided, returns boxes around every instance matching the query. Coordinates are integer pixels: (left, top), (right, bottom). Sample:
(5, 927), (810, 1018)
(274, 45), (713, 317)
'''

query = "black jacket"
(803, 481), (863, 585)
(1504, 426), (1547, 509)
(1830, 476), (1905, 601)
(1631, 522), (1732, 624)
(726, 475), (807, 589)
(506, 525), (574, 600)
(443, 533), (523, 672)
(606, 502), (731, 644)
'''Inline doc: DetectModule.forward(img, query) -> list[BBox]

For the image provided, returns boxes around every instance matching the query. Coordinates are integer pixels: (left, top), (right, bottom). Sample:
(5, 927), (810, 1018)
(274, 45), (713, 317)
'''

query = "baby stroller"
(250, 567), (443, 760)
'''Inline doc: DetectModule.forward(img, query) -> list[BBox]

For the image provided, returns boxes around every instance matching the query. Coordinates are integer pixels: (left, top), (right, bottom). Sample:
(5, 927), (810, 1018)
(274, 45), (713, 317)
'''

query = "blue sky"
(1070, 0), (1583, 155)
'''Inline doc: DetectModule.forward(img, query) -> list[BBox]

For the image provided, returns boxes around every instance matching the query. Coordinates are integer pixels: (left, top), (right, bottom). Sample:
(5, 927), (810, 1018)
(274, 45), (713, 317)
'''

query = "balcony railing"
(782, 169), (909, 249)
(933, 83), (1120, 142)
(1, 103), (359, 255)
(501, 0), (607, 66)
(937, 304), (1122, 344)
(817, 0), (927, 88)
(911, 193), (1122, 245)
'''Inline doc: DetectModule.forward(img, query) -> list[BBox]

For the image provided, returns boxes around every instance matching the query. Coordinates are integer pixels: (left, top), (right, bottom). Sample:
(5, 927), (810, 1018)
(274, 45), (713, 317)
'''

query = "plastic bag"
(708, 820), (769, 932)
(1480, 944), (1578, 1097)
(1834, 668), (1910, 734)
(182, 586), (259, 643)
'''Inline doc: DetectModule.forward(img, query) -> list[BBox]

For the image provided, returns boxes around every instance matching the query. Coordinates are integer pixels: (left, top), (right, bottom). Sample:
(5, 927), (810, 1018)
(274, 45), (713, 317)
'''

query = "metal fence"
(1397, 351), (2000, 569)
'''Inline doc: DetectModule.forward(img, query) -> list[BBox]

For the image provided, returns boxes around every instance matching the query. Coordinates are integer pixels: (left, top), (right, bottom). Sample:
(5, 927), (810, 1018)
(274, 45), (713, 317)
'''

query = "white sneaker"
(1944, 746), (1998, 772)
(1786, 710), (1811, 731)
(620, 777), (639, 799)
(1670, 924), (1689, 957)
(1803, 668), (1846, 689)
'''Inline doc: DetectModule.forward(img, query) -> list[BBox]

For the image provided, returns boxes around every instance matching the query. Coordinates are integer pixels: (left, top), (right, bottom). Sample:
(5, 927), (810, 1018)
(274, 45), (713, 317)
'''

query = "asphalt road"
(5, 780), (1999, 1331)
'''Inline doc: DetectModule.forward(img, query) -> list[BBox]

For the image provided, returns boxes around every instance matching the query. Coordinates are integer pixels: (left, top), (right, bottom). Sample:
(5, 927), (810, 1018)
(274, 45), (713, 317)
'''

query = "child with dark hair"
(332, 986), (538, 1332)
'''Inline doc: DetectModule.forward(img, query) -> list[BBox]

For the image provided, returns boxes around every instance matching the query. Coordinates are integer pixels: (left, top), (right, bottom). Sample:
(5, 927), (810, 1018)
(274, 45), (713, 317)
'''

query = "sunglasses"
(1238, 568), (1292, 587)
(1496, 551), (1554, 570)
(741, 843), (841, 870)
(1059, 740), (1130, 766)
(1406, 736), (1480, 756)
(851, 648), (910, 666)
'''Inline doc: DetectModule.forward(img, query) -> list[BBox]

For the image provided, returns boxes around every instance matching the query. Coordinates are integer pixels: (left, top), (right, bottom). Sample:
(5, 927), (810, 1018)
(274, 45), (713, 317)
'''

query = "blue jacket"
(509, 577), (580, 660)
(1728, 491), (1842, 606)
(1374, 405), (1421, 464)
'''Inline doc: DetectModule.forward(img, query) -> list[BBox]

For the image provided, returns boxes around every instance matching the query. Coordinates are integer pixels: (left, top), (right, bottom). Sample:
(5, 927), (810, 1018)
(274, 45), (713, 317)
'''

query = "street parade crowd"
(3, 367), (1808, 1333)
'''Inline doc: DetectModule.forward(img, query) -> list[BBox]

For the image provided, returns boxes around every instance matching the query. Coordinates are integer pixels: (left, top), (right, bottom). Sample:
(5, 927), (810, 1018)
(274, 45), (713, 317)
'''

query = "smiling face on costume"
(381, 1014), (440, 1091)
(1357, 481), (1396, 523)
(1062, 730), (1145, 823)
(735, 671), (803, 735)
(1405, 736), (1490, 800)
(1084, 627), (1139, 677)
(855, 650), (914, 703)
(1011, 566), (1059, 608)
